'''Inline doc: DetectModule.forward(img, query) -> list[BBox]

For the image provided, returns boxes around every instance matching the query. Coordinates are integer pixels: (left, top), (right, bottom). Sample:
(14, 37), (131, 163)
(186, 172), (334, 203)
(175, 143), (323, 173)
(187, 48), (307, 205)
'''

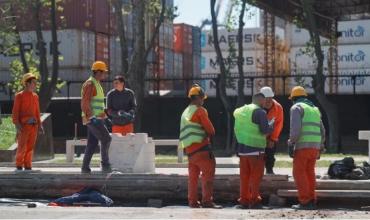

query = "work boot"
(15, 167), (23, 172)
(234, 204), (249, 209)
(189, 201), (201, 208)
(101, 165), (112, 173)
(266, 168), (275, 175)
(292, 201), (317, 210)
(202, 202), (223, 209)
(81, 167), (91, 174)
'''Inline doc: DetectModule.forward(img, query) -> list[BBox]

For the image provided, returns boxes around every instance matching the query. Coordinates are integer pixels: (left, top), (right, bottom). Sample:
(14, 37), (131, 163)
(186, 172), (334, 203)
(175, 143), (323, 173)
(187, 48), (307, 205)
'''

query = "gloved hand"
(288, 140), (295, 158)
(27, 117), (37, 125)
(89, 116), (102, 126)
(268, 117), (275, 127)
(118, 110), (134, 121)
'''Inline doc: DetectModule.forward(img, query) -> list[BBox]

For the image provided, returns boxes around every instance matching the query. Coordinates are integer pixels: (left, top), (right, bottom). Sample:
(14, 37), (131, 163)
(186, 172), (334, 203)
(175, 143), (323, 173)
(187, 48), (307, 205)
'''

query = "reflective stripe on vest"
(179, 105), (206, 149)
(296, 102), (322, 145)
(81, 76), (105, 117)
(233, 103), (266, 149)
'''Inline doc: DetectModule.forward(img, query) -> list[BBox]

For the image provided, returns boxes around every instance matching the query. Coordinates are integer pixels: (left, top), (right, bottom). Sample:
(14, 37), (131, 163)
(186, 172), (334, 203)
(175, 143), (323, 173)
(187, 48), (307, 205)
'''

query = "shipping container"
(290, 44), (370, 71)
(96, 33), (110, 66)
(173, 53), (183, 77)
(192, 26), (201, 54)
(200, 51), (262, 75)
(15, 0), (114, 35)
(0, 29), (95, 71)
(173, 24), (193, 54)
(290, 19), (370, 47)
(159, 21), (174, 49)
(193, 53), (201, 78)
(201, 28), (264, 52)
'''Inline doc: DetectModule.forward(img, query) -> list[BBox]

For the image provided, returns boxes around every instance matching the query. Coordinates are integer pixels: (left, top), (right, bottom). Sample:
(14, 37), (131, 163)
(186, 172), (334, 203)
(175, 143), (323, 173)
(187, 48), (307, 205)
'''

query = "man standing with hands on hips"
(81, 61), (112, 174)
(259, 87), (284, 175)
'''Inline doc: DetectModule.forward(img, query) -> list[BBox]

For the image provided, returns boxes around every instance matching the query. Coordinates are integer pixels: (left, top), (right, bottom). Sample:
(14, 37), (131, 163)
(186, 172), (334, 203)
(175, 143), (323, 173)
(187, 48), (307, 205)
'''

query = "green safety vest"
(179, 105), (207, 149)
(295, 102), (322, 145)
(81, 76), (105, 117)
(233, 103), (266, 149)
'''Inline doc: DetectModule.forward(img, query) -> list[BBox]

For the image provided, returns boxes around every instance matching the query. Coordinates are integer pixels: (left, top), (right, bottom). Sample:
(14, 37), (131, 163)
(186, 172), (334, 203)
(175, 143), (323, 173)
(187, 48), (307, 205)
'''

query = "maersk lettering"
(209, 56), (254, 69)
(207, 33), (260, 46)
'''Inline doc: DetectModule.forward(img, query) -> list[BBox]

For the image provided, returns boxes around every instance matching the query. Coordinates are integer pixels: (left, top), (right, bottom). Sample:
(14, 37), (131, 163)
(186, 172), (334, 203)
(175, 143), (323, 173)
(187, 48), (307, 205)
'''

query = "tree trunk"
(127, 0), (166, 131)
(236, 0), (247, 108)
(32, 0), (50, 112)
(112, 0), (130, 76)
(210, 0), (233, 152)
(301, 0), (340, 152)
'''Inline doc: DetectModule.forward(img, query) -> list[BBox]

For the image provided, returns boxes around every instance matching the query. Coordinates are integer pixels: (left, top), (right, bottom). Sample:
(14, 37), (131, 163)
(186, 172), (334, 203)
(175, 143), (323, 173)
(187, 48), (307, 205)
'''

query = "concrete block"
(109, 133), (155, 173)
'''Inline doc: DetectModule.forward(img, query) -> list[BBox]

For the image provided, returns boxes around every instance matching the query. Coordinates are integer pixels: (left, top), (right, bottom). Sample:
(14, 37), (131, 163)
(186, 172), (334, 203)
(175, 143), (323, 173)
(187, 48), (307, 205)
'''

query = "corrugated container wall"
(159, 21), (174, 49)
(173, 24), (193, 54)
(16, 0), (114, 35)
(95, 33), (110, 66)
(192, 26), (201, 55)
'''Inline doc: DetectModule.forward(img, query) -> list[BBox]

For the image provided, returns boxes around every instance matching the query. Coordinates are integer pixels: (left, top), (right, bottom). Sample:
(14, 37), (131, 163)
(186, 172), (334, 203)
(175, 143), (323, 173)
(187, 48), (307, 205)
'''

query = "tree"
(236, 0), (247, 107)
(1, 0), (62, 112)
(300, 0), (339, 152)
(210, 0), (233, 152)
(111, 0), (176, 131)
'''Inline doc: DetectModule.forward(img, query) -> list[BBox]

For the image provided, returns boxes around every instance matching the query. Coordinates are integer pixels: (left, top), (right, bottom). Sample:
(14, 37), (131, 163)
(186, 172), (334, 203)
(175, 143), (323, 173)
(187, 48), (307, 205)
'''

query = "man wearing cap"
(234, 93), (273, 209)
(179, 84), (221, 209)
(81, 61), (112, 174)
(12, 73), (44, 171)
(106, 75), (136, 135)
(260, 87), (284, 174)
(288, 86), (325, 210)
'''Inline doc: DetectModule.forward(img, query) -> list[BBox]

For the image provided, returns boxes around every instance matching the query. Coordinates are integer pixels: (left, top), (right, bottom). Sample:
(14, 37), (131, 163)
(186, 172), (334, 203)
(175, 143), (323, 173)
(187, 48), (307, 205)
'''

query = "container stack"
(173, 23), (195, 91)
(289, 19), (370, 95)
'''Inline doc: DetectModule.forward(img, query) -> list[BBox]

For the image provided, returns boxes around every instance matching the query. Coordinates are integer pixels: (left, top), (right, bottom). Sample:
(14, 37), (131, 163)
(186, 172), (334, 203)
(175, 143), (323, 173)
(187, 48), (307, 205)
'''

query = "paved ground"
(0, 166), (329, 176)
(0, 206), (369, 219)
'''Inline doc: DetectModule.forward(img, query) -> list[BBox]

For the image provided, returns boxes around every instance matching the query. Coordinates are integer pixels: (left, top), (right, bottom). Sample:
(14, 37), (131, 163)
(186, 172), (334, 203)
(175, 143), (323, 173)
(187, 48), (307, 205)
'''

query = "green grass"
(0, 117), (16, 150)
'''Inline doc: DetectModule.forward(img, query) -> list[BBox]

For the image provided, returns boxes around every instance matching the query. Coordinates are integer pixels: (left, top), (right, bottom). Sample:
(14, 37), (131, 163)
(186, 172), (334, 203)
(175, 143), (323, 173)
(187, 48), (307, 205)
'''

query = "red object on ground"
(238, 155), (265, 206)
(188, 151), (216, 206)
(293, 148), (320, 205)
(112, 124), (134, 135)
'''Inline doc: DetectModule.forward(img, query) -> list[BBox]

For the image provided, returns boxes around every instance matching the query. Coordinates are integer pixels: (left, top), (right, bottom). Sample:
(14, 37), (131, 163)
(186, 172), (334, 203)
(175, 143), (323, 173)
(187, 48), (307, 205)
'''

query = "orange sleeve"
(270, 104), (284, 141)
(35, 94), (42, 125)
(12, 93), (21, 124)
(194, 107), (215, 136)
(81, 82), (96, 119)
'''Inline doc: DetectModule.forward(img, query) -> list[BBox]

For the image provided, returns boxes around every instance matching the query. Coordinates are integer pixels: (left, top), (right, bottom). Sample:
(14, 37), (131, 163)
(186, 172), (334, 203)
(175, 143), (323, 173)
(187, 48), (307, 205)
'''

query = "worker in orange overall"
(179, 84), (222, 209)
(260, 87), (284, 175)
(106, 75), (136, 135)
(234, 93), (273, 209)
(288, 86), (326, 210)
(12, 73), (43, 172)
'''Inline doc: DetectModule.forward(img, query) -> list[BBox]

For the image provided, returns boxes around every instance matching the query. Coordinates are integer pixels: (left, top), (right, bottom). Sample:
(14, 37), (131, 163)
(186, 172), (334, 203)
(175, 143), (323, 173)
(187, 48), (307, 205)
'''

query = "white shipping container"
(201, 27), (285, 52)
(290, 19), (370, 47)
(201, 51), (262, 74)
(290, 44), (370, 71)
(0, 29), (95, 71)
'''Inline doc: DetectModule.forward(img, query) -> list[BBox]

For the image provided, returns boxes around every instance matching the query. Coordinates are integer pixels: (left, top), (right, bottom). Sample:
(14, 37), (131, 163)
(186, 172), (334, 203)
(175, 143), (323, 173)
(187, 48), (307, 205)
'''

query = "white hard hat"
(260, 87), (275, 98)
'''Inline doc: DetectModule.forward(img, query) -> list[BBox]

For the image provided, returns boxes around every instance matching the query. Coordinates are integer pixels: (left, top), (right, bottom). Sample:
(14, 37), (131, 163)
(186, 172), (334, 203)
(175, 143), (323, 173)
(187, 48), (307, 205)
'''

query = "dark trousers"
(265, 145), (276, 172)
(82, 122), (112, 169)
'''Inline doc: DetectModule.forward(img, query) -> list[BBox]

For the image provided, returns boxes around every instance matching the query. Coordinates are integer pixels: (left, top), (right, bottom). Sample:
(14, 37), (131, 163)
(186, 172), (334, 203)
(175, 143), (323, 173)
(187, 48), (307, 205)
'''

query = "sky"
(174, 0), (260, 28)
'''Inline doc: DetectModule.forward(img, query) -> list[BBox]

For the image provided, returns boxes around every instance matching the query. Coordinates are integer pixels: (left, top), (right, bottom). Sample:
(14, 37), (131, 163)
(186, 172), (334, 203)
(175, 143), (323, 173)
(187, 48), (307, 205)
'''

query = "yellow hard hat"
(188, 84), (207, 99)
(289, 86), (308, 99)
(22, 73), (37, 86)
(91, 61), (108, 72)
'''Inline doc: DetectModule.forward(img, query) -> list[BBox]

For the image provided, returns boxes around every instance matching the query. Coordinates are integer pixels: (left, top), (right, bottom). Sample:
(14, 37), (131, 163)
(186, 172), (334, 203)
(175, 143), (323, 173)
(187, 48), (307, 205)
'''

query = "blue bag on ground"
(52, 187), (113, 206)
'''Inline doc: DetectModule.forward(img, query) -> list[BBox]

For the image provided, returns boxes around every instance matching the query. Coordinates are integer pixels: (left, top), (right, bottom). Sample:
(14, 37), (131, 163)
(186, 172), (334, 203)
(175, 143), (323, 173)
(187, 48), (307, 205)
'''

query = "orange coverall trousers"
(16, 124), (38, 168)
(188, 151), (216, 206)
(112, 123), (134, 135)
(238, 155), (265, 206)
(293, 148), (320, 205)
